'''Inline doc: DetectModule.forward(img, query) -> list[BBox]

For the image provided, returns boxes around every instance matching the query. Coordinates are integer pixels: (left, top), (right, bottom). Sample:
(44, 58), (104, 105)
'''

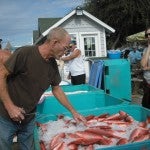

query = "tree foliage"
(83, 0), (150, 49)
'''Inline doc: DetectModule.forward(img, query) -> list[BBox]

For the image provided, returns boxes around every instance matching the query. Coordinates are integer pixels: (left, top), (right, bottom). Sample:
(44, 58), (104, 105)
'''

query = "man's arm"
(52, 85), (86, 124)
(0, 50), (11, 63)
(61, 49), (81, 61)
(0, 63), (25, 122)
(141, 45), (150, 70)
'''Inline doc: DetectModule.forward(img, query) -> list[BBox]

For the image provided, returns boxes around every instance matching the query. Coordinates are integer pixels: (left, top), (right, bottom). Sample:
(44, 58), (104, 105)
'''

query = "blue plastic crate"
(108, 50), (121, 59)
(34, 105), (150, 150)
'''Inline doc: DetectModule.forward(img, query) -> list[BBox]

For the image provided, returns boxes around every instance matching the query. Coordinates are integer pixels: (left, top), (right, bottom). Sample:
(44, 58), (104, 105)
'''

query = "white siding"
(58, 15), (108, 82)
(60, 15), (107, 57)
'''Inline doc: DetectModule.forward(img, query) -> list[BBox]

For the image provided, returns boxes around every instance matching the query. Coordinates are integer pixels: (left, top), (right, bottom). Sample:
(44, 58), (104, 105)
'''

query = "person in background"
(61, 41), (86, 85)
(123, 49), (130, 59)
(0, 39), (2, 49)
(141, 26), (150, 109)
(129, 46), (142, 64)
(0, 27), (86, 150)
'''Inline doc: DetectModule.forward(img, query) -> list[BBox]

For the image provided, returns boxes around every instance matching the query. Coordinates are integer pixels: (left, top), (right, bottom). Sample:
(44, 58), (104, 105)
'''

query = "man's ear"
(51, 39), (58, 48)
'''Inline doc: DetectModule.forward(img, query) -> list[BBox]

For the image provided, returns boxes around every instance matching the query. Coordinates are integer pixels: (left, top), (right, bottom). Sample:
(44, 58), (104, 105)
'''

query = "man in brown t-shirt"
(0, 27), (86, 149)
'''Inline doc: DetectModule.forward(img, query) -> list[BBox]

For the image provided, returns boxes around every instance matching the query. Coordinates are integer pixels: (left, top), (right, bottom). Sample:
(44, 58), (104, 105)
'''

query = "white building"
(33, 7), (115, 82)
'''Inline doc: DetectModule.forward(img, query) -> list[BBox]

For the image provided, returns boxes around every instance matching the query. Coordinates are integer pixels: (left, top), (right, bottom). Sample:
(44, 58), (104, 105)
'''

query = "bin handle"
(106, 89), (110, 94)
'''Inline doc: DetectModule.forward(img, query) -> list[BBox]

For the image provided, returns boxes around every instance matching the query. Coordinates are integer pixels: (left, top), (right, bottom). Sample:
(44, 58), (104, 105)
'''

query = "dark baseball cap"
(70, 40), (76, 45)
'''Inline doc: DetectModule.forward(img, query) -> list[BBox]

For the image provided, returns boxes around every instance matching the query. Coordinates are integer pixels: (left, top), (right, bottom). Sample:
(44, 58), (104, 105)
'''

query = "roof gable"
(34, 8), (115, 45)
(42, 10), (115, 36)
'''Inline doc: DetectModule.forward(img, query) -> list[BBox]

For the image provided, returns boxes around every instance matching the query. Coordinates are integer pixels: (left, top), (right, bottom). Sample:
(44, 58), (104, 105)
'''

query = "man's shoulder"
(129, 51), (133, 55)
(136, 50), (142, 55)
(19, 45), (37, 50)
(15, 45), (37, 54)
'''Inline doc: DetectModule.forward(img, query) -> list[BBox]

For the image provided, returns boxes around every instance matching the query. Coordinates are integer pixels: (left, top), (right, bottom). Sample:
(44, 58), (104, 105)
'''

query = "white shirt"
(68, 48), (85, 76)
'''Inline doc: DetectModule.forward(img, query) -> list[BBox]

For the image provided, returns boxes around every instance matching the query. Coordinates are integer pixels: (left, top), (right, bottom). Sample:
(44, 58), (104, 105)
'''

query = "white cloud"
(0, 0), (84, 47)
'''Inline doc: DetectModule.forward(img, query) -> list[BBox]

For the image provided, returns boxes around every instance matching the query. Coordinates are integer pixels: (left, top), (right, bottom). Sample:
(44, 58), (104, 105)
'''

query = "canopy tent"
(126, 31), (146, 42)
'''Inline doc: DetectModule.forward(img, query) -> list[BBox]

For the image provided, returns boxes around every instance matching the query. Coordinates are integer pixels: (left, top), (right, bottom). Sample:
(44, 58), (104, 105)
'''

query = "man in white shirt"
(61, 41), (86, 85)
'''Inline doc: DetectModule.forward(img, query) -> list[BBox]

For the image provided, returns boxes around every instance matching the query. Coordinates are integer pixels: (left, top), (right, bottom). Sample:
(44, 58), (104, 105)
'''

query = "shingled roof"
(33, 18), (61, 44)
(38, 18), (61, 34)
(33, 30), (39, 44)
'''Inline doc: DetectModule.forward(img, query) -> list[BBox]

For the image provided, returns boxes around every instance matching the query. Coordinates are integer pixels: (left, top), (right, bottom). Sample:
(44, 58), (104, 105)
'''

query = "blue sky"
(0, 0), (84, 48)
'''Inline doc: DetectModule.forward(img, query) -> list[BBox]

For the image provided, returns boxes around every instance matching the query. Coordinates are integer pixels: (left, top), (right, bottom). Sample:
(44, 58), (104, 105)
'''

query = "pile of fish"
(37, 111), (150, 150)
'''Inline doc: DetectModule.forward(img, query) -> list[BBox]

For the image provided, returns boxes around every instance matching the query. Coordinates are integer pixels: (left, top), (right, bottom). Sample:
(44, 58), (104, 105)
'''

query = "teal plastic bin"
(80, 105), (150, 150)
(36, 92), (129, 118)
(103, 59), (132, 101)
(34, 105), (150, 150)
(46, 84), (104, 93)
(87, 58), (132, 101)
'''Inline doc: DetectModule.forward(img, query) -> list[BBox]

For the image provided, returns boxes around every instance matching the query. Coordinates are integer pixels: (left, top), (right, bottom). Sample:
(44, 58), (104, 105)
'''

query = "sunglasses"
(145, 33), (150, 38)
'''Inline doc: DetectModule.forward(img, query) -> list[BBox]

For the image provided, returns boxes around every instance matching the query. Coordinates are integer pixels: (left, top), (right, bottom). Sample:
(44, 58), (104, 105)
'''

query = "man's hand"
(142, 66), (150, 71)
(6, 104), (26, 122)
(72, 111), (87, 125)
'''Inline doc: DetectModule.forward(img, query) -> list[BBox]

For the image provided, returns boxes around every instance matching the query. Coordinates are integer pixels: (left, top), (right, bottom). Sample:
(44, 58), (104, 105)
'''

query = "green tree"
(83, 0), (150, 49)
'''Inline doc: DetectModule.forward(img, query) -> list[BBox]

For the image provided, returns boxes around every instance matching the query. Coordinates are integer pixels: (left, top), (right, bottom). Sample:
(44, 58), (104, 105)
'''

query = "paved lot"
(12, 143), (19, 150)
(131, 94), (142, 105)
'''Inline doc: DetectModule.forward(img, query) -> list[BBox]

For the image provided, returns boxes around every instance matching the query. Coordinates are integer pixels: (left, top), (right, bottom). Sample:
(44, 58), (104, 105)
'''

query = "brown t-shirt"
(0, 45), (61, 123)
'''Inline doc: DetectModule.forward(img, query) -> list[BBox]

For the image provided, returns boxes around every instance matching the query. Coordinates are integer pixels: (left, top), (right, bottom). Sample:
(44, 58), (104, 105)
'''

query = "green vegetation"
(83, 0), (150, 49)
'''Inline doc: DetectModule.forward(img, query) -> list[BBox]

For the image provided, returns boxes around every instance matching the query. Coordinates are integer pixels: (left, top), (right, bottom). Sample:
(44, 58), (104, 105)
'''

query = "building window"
(84, 37), (96, 57)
